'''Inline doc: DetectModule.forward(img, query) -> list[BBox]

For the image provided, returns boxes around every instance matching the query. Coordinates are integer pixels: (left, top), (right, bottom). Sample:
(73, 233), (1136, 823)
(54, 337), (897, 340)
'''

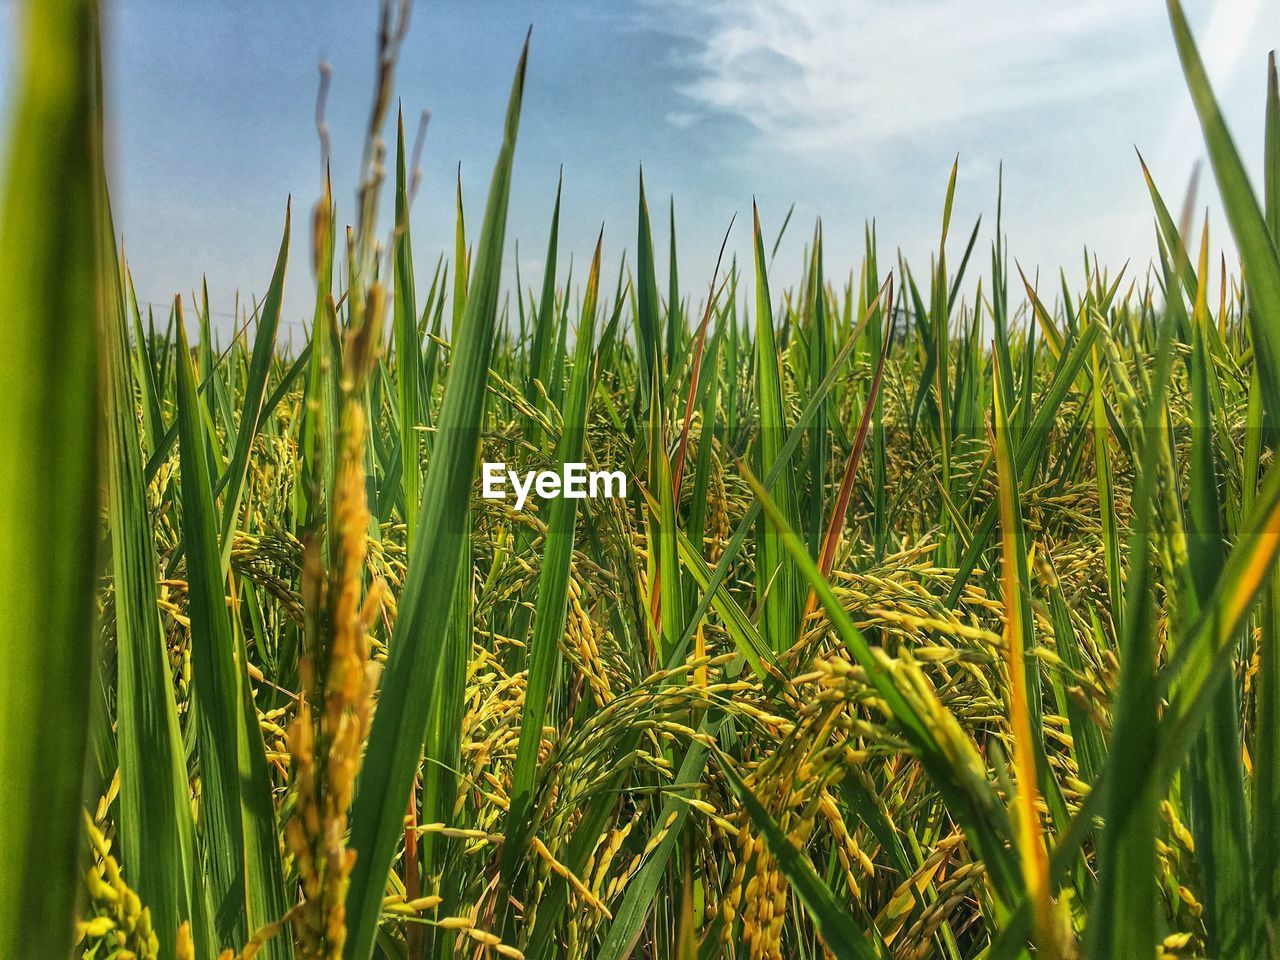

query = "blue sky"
(1, 0), (1277, 334)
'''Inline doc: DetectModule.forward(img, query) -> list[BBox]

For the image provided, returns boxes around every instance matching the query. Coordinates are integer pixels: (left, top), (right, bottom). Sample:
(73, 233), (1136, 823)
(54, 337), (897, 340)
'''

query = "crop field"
(2, 1), (1280, 959)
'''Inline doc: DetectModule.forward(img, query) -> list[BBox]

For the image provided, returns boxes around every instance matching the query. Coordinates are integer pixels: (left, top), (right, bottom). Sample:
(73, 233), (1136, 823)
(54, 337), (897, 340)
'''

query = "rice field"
(2, 0), (1280, 959)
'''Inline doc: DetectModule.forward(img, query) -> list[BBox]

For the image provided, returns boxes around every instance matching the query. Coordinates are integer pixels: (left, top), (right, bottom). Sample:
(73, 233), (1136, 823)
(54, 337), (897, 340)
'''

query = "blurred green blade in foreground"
(0, 0), (102, 955)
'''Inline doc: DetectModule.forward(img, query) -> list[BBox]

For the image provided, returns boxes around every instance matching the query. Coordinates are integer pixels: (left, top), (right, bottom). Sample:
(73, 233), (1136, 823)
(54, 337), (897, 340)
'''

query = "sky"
(1, 0), (1277, 336)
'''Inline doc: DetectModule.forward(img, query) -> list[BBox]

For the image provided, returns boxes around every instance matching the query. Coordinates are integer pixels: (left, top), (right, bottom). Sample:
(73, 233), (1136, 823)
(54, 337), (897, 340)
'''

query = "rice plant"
(2, 0), (1279, 958)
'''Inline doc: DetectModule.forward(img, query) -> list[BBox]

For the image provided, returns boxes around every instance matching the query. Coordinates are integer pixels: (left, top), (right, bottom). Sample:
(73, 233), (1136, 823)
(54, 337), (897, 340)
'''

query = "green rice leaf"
(106, 232), (213, 958)
(343, 39), (529, 960)
(1167, 0), (1280, 424)
(502, 232), (602, 891)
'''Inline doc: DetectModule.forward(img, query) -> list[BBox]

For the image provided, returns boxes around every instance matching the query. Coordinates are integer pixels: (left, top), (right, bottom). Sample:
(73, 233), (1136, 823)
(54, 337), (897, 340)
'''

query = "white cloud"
(648, 0), (1189, 154)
